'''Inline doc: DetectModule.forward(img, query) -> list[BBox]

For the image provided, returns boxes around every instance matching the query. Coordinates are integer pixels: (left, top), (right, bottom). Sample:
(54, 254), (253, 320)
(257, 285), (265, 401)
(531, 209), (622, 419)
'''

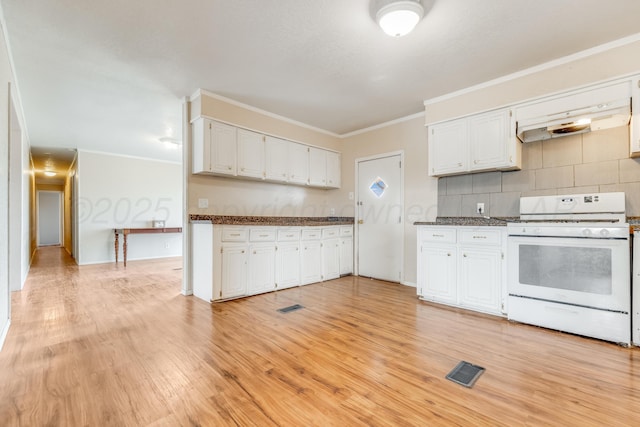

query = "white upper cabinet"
(326, 151), (341, 188)
(428, 107), (520, 177)
(237, 129), (265, 179)
(264, 136), (289, 182)
(309, 147), (341, 188)
(192, 117), (340, 188)
(308, 147), (327, 187)
(428, 119), (468, 176)
(193, 117), (237, 175)
(469, 109), (517, 171)
(288, 142), (310, 185)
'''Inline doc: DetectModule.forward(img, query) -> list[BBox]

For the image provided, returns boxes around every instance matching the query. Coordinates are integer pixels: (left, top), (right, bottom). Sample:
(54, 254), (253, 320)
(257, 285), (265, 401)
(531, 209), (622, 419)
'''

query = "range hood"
(516, 97), (630, 143)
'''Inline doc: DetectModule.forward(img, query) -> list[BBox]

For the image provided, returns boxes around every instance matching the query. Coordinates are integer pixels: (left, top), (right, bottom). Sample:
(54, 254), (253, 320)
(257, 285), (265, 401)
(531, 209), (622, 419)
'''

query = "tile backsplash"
(437, 126), (640, 217)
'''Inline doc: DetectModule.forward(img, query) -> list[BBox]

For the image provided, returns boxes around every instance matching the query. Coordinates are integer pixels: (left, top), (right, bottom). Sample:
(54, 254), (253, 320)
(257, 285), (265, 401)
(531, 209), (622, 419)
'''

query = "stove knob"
(583, 229), (592, 237)
(600, 228), (610, 237)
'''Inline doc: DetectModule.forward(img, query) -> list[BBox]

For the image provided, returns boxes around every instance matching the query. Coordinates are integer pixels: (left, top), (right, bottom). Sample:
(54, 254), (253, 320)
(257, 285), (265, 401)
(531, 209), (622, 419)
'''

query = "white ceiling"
(3, 0), (640, 167)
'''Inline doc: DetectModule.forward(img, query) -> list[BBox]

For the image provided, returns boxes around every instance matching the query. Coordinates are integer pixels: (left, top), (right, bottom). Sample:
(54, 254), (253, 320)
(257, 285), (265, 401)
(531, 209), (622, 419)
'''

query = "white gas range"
(506, 192), (631, 345)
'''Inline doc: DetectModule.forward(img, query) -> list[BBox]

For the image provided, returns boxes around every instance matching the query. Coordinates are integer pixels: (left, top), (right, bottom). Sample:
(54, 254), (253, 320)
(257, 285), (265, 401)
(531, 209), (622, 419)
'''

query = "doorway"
(356, 152), (404, 282)
(37, 191), (63, 246)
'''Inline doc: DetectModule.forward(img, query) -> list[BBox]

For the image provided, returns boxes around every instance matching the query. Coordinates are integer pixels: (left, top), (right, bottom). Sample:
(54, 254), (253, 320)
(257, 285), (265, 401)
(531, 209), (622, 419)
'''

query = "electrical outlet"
(198, 198), (208, 209)
(330, 208), (336, 215)
(477, 203), (485, 214)
(164, 242), (170, 249)
(348, 192), (354, 200)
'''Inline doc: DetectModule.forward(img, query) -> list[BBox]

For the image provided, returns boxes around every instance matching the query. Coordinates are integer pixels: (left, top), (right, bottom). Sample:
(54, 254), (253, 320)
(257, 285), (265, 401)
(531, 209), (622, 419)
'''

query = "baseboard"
(0, 319), (11, 352)
(401, 281), (417, 288)
(181, 289), (193, 296)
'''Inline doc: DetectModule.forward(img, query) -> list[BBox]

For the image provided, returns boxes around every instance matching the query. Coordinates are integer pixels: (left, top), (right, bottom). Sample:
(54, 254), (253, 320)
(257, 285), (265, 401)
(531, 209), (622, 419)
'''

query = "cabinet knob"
(458, 162), (462, 167)
(447, 253), (451, 257)
(474, 160), (478, 164)
(463, 253), (467, 257)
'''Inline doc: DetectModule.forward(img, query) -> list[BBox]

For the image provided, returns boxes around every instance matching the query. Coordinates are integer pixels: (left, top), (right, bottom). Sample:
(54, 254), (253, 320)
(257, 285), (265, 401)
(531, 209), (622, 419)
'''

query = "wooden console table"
(114, 227), (182, 267)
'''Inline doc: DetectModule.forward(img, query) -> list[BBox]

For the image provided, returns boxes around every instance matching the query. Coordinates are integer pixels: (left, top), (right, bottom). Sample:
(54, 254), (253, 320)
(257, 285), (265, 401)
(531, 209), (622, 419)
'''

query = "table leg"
(123, 234), (128, 267)
(115, 231), (119, 264)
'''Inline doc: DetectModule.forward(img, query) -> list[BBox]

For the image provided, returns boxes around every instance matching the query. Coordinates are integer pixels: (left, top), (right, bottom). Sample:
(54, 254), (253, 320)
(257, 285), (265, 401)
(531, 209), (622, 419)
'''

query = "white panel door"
(288, 142), (309, 185)
(357, 154), (403, 282)
(275, 242), (300, 289)
(38, 191), (62, 246)
(301, 240), (322, 284)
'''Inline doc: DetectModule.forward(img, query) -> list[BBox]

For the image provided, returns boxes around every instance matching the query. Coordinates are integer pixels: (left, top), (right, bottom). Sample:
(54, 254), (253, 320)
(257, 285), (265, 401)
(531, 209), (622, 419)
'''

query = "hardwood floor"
(1, 247), (639, 426)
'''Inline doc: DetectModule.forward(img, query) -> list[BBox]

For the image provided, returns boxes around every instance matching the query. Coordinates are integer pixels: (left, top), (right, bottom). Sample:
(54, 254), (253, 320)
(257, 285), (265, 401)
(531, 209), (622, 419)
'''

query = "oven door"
(507, 235), (630, 313)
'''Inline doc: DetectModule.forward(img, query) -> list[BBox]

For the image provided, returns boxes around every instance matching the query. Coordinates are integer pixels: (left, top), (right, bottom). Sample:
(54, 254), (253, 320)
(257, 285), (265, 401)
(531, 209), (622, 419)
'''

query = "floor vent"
(277, 304), (304, 313)
(446, 361), (485, 388)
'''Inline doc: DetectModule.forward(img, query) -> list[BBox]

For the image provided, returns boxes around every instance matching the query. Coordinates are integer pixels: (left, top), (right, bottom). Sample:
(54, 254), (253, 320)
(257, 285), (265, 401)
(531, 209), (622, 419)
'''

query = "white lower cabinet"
(322, 227), (340, 281)
(248, 244), (276, 295)
(419, 245), (457, 305)
(339, 225), (353, 275)
(301, 228), (323, 285)
(417, 225), (506, 316)
(275, 227), (301, 289)
(275, 242), (300, 289)
(220, 244), (248, 299)
(192, 223), (352, 302)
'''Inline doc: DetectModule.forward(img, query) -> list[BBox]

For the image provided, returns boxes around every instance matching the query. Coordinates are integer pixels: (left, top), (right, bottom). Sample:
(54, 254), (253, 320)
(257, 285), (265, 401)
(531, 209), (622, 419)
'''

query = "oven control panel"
(507, 224), (629, 239)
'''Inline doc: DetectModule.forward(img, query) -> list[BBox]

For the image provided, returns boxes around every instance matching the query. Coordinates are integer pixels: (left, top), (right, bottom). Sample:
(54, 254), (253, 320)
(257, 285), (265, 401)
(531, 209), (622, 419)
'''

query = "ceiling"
(3, 0), (640, 175)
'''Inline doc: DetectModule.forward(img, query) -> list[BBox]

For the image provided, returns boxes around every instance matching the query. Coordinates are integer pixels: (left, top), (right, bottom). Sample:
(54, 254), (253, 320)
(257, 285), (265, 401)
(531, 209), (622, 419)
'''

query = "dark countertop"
(414, 216), (518, 227)
(189, 215), (354, 226)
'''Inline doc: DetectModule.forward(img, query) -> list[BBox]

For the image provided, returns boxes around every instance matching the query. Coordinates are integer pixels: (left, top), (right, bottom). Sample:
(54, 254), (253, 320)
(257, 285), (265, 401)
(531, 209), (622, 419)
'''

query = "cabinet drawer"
(277, 228), (301, 241)
(222, 227), (248, 242)
(458, 228), (502, 245)
(249, 228), (276, 242)
(419, 227), (456, 243)
(302, 228), (322, 240)
(322, 227), (340, 239)
(340, 226), (353, 237)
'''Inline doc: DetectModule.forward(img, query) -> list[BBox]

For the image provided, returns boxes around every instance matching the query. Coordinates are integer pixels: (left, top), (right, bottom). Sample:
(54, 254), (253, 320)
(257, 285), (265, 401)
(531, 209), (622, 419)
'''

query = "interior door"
(357, 154), (403, 282)
(38, 191), (62, 246)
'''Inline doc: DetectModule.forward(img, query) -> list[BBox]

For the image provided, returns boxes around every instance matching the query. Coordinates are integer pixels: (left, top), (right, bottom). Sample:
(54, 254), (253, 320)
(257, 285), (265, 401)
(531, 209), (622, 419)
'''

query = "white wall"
(0, 12), (29, 349)
(8, 91), (30, 291)
(77, 151), (183, 265)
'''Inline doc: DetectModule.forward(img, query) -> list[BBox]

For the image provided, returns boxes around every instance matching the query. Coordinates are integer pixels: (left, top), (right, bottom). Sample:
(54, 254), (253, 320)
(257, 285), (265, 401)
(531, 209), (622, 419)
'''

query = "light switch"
(198, 198), (209, 209)
(348, 192), (354, 200)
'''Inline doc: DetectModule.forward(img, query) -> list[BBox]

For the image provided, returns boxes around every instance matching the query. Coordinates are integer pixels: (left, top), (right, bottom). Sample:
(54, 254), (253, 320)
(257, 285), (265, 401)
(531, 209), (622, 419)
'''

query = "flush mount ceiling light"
(43, 170), (56, 177)
(376, 0), (424, 37)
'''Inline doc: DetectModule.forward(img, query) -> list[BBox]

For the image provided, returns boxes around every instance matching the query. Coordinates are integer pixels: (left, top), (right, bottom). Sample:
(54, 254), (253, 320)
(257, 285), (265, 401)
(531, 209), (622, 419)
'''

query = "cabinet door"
(418, 244), (457, 305)
(276, 242), (300, 289)
(237, 129), (265, 179)
(210, 121), (237, 175)
(308, 147), (327, 187)
(289, 142), (309, 185)
(248, 244), (276, 295)
(192, 118), (209, 174)
(339, 237), (353, 275)
(326, 151), (341, 188)
(265, 136), (289, 182)
(301, 240), (322, 284)
(322, 238), (340, 280)
(458, 247), (501, 314)
(469, 109), (513, 171)
(221, 244), (247, 299)
(428, 119), (468, 176)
